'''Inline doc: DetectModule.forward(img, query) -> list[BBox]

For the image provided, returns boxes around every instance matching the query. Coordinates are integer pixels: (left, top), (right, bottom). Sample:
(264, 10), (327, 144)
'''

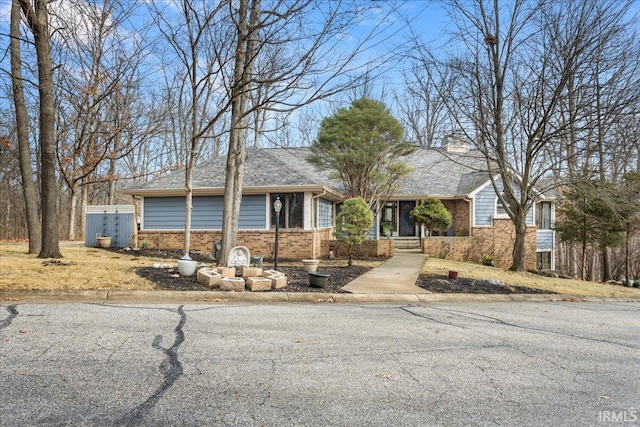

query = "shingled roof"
(124, 146), (493, 199)
(397, 148), (490, 197)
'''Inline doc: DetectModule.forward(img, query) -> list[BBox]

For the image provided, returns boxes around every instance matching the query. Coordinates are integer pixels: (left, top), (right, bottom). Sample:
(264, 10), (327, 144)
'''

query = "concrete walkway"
(341, 251), (430, 294)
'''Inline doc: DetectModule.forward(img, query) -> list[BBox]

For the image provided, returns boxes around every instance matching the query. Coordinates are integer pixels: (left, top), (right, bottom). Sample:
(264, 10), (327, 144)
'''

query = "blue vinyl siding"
(85, 207), (136, 247)
(474, 185), (497, 226)
(144, 197), (185, 229)
(474, 179), (534, 226)
(192, 197), (222, 229)
(536, 230), (554, 251)
(317, 198), (333, 228)
(238, 195), (266, 229)
(143, 195), (266, 230)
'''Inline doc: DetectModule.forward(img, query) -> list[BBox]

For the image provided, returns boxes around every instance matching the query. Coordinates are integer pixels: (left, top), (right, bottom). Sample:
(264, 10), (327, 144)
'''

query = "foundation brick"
(246, 277), (272, 292)
(217, 267), (236, 278)
(220, 277), (245, 292)
(197, 268), (222, 287)
(263, 269), (284, 278)
(242, 267), (263, 278)
(268, 275), (288, 289)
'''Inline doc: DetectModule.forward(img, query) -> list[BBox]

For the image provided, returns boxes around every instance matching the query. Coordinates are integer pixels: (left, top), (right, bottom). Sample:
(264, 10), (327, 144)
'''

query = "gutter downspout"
(310, 189), (327, 259)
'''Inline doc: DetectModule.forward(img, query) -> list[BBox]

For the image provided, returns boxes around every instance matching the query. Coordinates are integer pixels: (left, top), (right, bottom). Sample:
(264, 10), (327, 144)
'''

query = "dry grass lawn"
(0, 243), (382, 292)
(423, 257), (640, 298)
(0, 244), (167, 291)
(1, 243), (638, 297)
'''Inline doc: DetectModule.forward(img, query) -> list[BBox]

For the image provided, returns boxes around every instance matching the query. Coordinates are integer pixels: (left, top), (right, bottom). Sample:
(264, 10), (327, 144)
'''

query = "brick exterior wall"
(422, 237), (479, 263)
(422, 218), (537, 269)
(441, 199), (471, 236)
(321, 239), (395, 258)
(138, 228), (394, 260)
(138, 229), (322, 259)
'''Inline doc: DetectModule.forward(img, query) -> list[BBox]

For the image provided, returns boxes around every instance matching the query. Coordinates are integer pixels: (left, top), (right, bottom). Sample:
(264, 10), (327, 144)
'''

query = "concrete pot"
(301, 259), (320, 273)
(308, 272), (329, 288)
(178, 256), (197, 277)
(96, 236), (112, 248)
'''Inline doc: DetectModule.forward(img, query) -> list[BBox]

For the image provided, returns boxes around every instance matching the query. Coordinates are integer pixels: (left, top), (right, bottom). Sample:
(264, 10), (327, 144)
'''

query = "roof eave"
(122, 185), (345, 201)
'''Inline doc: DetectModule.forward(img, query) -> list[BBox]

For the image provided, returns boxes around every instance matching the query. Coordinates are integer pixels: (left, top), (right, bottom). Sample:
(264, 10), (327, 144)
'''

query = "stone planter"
(177, 256), (197, 277)
(308, 271), (330, 288)
(96, 236), (112, 248)
(301, 259), (320, 273)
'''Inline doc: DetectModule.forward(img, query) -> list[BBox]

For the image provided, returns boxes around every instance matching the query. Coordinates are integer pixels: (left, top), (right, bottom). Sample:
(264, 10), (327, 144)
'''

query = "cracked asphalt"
(0, 301), (638, 426)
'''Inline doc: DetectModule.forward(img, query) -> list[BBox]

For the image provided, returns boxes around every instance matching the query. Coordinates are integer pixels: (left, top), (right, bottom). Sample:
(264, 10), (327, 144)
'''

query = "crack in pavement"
(399, 306), (467, 328)
(431, 307), (640, 350)
(118, 305), (186, 426)
(0, 305), (18, 330)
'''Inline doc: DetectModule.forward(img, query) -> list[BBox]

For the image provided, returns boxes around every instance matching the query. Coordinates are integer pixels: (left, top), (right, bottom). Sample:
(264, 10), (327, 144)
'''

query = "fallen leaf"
(434, 329), (440, 334)
(313, 296), (336, 304)
(599, 395), (611, 400)
(19, 329), (28, 334)
(376, 373), (392, 379)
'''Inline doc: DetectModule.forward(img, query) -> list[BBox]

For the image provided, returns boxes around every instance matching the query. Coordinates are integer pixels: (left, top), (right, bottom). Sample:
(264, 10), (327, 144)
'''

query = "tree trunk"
(510, 219), (527, 271)
(602, 246), (612, 282)
(625, 226), (630, 286)
(581, 239), (587, 281)
(10, 0), (41, 254)
(80, 182), (88, 242)
(108, 154), (117, 205)
(19, 0), (62, 258)
(68, 184), (78, 240)
(183, 177), (193, 257)
(219, 0), (260, 266)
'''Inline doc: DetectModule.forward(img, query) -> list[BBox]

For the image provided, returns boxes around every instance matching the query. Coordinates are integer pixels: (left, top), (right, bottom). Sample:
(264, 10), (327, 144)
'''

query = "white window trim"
(535, 201), (554, 230)
(494, 196), (510, 219)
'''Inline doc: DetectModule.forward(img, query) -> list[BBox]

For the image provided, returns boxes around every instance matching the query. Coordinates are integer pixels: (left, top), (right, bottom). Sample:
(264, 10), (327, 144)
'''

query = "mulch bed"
(136, 265), (368, 293)
(414, 275), (552, 294)
(120, 248), (553, 294)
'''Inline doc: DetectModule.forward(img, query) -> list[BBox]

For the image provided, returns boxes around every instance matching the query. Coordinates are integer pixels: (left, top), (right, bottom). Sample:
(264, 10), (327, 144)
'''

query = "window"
(536, 202), (552, 230)
(495, 197), (508, 218)
(537, 252), (552, 270)
(380, 202), (397, 236)
(271, 193), (304, 229)
(316, 198), (333, 228)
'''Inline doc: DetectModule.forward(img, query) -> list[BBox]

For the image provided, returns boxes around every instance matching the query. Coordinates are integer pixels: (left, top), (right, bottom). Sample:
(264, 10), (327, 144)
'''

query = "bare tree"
(9, 0), (41, 253)
(18, 0), (62, 258)
(395, 63), (451, 146)
(409, 0), (636, 271)
(50, 0), (157, 240)
(543, 1), (640, 279)
(218, 0), (406, 265)
(147, 0), (234, 257)
(220, 0), (259, 266)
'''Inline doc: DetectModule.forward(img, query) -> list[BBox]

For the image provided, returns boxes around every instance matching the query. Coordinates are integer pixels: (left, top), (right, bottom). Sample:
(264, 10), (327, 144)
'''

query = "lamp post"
(273, 196), (282, 271)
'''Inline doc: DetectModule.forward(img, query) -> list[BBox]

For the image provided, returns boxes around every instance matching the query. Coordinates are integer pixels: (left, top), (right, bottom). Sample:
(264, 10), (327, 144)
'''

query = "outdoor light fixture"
(274, 196), (282, 271)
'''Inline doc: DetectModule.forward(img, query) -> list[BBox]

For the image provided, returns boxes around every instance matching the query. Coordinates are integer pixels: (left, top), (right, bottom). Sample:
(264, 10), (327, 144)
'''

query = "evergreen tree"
(308, 98), (414, 212)
(555, 179), (625, 280)
(410, 198), (452, 237)
(335, 197), (374, 266)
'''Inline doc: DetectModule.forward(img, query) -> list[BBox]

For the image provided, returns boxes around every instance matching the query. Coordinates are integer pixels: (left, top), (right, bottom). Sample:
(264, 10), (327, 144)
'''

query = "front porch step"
(393, 238), (421, 250)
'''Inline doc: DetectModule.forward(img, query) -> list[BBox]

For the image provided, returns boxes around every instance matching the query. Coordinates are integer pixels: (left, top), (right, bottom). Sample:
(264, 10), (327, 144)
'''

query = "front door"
(399, 201), (416, 236)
